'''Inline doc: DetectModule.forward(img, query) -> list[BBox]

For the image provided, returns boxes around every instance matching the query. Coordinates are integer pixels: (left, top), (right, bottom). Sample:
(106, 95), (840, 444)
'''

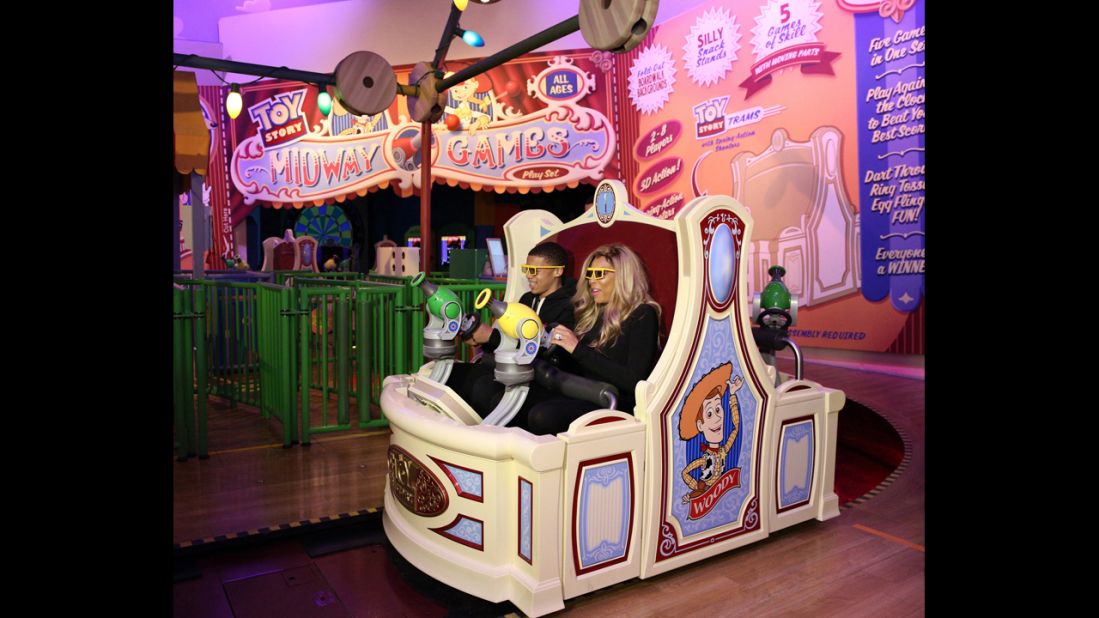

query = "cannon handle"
(532, 359), (619, 411)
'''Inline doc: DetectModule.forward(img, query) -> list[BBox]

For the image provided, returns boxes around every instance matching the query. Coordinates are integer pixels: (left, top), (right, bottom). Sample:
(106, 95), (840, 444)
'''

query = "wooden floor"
(173, 350), (924, 614)
(173, 398), (391, 545)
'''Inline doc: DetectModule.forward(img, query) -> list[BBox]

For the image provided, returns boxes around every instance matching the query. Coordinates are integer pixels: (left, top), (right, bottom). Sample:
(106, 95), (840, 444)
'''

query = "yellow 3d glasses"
(584, 267), (616, 280)
(520, 264), (563, 276)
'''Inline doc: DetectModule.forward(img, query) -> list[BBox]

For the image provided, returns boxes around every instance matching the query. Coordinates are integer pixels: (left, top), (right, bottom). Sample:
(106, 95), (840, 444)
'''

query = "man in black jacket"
(447, 242), (577, 410)
(467, 241), (576, 349)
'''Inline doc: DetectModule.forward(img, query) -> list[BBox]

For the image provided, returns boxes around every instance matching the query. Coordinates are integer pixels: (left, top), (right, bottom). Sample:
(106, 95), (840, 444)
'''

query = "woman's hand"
(549, 325), (580, 354)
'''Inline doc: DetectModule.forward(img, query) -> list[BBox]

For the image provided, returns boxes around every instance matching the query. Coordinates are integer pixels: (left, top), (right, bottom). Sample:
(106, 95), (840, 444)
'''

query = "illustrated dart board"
(294, 205), (353, 247)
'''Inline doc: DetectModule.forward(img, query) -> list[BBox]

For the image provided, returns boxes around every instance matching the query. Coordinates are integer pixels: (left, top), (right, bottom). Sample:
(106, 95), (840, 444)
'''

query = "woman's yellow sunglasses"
(584, 267), (616, 280)
(520, 264), (563, 276)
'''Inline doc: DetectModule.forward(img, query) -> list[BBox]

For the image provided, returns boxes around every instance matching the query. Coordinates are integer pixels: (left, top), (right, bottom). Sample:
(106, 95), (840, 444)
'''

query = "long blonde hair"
(573, 243), (661, 350)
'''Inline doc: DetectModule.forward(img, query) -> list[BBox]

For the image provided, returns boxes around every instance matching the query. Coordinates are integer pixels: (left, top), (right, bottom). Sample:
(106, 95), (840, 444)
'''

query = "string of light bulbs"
(174, 0), (500, 121)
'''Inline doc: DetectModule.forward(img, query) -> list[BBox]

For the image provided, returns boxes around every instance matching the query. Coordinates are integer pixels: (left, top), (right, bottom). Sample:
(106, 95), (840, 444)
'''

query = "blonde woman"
(518, 243), (662, 435)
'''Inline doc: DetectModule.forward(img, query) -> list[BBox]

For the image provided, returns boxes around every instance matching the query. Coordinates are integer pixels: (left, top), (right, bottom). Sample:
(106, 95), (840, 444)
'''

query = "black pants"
(448, 362), (619, 436)
(443, 362), (501, 415)
(482, 382), (601, 435)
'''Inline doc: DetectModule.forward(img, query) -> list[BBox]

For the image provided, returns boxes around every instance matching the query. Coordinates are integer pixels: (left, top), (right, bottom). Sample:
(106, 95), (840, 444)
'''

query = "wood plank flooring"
(174, 350), (924, 615)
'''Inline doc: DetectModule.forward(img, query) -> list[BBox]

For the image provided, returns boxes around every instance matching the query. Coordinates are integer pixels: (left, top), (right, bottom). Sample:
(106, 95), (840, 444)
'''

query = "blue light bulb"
(462, 29), (484, 47)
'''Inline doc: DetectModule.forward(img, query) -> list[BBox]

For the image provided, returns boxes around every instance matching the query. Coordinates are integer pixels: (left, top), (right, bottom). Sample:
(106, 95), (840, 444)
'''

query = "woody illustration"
(679, 362), (745, 503)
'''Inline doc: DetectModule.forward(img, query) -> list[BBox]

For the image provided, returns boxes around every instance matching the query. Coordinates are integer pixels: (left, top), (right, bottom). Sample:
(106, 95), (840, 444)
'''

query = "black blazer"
(569, 303), (660, 410)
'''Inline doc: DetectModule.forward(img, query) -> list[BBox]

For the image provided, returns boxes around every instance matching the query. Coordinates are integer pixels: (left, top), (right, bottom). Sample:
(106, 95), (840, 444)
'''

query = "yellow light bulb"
(226, 84), (242, 119)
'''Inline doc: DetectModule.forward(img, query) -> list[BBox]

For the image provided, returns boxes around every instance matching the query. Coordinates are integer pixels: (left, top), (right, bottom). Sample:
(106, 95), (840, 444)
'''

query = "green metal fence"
(175, 279), (264, 408)
(289, 279), (407, 443)
(256, 283), (301, 447)
(210, 282), (263, 407)
(277, 270), (362, 286)
(173, 272), (509, 453)
(172, 284), (208, 460)
(298, 285), (353, 440)
(174, 278), (297, 451)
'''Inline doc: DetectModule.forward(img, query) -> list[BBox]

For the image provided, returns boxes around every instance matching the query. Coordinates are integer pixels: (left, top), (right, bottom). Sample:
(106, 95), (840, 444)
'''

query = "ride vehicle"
(381, 179), (845, 617)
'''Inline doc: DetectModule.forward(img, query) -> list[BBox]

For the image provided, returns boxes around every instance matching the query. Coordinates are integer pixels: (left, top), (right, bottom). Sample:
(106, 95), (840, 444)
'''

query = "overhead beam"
(436, 15), (580, 90)
(172, 53), (336, 86)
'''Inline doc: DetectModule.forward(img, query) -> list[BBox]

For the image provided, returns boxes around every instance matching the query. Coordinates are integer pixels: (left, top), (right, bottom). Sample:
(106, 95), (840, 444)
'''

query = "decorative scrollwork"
(658, 522), (678, 557)
(744, 496), (760, 530)
(879, 0), (916, 23)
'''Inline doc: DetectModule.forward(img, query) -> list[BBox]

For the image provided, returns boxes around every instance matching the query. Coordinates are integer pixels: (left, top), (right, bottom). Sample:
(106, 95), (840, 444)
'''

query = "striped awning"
(174, 71), (210, 176)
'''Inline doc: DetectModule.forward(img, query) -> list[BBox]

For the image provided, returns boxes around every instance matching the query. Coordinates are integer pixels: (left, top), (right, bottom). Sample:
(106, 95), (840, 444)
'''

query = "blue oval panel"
(543, 70), (580, 100)
(709, 223), (735, 304)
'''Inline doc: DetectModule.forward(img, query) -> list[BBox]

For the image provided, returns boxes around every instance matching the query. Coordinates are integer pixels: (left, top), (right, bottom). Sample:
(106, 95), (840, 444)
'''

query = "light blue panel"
(577, 461), (631, 569)
(596, 185), (615, 219)
(671, 316), (760, 537)
(447, 516), (483, 548)
(443, 463), (483, 499)
(520, 479), (532, 562)
(708, 223), (735, 304)
(779, 421), (814, 509)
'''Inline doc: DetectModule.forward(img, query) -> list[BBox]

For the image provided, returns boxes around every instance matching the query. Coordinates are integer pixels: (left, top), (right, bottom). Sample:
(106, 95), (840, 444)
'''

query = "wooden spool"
(579, 0), (659, 53)
(333, 51), (398, 116)
(407, 62), (448, 124)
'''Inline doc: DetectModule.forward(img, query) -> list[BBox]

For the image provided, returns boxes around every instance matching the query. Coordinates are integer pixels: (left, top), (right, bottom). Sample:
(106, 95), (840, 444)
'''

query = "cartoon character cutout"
(679, 362), (745, 507)
(440, 70), (496, 134)
(329, 96), (390, 136)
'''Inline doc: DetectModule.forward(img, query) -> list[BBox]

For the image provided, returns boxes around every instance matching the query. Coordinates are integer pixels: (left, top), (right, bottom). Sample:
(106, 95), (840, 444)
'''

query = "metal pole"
(437, 15), (581, 91)
(173, 53), (335, 86)
(432, 3), (465, 69)
(415, 2), (465, 279)
(191, 174), (207, 277)
(779, 336), (803, 381)
(420, 120), (432, 273)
